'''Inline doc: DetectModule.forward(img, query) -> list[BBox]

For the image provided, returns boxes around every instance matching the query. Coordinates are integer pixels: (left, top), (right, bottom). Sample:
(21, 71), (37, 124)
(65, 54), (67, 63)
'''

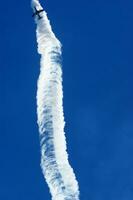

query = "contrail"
(31, 0), (80, 199)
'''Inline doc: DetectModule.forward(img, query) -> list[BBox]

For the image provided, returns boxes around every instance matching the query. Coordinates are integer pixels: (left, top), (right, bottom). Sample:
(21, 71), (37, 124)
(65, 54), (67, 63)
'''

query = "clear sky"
(0, 0), (133, 199)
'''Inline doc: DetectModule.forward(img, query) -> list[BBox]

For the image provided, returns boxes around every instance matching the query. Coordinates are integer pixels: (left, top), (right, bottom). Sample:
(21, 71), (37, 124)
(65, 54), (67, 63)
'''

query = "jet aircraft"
(32, 7), (44, 20)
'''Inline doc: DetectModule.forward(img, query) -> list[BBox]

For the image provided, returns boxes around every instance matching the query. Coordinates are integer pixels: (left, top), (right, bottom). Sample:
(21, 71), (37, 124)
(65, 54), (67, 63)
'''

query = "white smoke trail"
(31, 0), (80, 199)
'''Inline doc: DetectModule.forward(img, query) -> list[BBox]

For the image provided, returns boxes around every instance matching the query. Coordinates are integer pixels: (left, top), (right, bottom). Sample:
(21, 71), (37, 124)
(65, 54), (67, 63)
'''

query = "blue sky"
(0, 0), (133, 199)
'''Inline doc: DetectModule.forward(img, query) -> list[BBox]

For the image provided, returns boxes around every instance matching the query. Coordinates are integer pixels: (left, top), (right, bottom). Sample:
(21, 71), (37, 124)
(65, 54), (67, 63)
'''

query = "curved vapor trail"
(31, 0), (80, 199)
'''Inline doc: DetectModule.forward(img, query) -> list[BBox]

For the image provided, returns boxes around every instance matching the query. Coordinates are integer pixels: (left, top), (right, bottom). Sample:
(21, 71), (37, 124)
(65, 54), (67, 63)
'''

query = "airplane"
(32, 7), (44, 20)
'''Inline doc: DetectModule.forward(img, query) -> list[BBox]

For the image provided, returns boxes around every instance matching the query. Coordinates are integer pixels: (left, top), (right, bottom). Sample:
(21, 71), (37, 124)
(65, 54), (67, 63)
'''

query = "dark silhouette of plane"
(32, 7), (44, 20)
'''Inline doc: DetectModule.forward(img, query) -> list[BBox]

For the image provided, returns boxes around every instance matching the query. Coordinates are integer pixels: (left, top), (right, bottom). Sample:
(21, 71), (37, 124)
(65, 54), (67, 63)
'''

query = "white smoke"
(31, 0), (80, 199)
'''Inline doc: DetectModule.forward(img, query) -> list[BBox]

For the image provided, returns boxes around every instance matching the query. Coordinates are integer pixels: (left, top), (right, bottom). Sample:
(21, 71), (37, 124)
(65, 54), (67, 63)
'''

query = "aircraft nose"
(31, 0), (42, 11)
